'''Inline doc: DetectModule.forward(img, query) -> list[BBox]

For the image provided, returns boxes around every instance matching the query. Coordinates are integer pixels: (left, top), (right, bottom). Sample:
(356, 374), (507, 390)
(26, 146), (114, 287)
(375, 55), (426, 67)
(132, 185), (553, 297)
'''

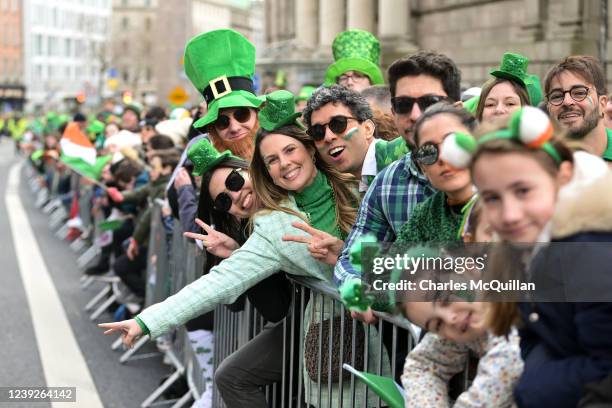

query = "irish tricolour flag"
(60, 122), (111, 180)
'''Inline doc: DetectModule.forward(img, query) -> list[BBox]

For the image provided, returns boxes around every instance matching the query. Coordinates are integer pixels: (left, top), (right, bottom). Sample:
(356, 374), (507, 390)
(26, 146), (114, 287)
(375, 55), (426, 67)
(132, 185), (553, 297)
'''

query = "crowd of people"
(20, 27), (612, 407)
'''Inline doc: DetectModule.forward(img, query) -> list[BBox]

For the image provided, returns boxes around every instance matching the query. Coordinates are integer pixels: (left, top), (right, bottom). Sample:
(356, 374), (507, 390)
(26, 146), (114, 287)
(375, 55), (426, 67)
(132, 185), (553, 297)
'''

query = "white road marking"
(5, 162), (104, 408)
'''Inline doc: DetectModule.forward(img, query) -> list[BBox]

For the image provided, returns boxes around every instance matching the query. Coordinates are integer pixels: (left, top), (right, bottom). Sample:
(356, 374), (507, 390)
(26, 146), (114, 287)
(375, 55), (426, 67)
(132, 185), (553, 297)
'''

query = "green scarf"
(293, 170), (345, 240)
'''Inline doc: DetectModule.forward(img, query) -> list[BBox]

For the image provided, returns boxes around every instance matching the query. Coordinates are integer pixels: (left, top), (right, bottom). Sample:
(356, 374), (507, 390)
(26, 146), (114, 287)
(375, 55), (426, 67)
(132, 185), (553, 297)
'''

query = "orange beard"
(208, 125), (256, 161)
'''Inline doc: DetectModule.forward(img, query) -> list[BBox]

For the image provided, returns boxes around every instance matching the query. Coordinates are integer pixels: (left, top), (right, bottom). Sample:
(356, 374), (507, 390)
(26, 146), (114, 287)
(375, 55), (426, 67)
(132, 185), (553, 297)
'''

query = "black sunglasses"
(307, 115), (357, 141)
(413, 132), (457, 166)
(214, 108), (252, 131)
(413, 142), (440, 166)
(391, 95), (448, 114)
(213, 169), (246, 212)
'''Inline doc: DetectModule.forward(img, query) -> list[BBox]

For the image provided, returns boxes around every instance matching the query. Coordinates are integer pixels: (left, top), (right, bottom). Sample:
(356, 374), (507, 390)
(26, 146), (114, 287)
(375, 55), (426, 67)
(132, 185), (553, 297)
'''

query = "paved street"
(0, 138), (171, 408)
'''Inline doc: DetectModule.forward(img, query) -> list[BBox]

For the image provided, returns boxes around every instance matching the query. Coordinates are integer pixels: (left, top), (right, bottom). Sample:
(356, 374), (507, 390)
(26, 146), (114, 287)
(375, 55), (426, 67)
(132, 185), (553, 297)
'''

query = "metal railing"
(28, 163), (472, 408)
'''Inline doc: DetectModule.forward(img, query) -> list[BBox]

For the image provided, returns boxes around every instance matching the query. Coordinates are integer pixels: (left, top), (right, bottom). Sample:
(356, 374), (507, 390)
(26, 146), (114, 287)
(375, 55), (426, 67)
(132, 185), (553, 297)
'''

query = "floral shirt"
(402, 331), (523, 407)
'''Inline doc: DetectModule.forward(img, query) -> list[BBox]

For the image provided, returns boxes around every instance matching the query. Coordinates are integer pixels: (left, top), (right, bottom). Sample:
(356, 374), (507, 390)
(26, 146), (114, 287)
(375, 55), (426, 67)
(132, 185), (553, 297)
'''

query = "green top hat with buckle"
(490, 52), (543, 106)
(324, 29), (384, 86)
(184, 29), (264, 129)
(258, 90), (303, 131)
(188, 138), (237, 176)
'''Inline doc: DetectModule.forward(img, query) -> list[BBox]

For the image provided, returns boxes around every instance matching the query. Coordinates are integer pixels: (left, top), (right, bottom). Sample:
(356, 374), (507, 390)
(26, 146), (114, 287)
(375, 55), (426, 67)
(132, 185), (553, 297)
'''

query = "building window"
(35, 34), (43, 55)
(145, 17), (151, 31)
(144, 0), (151, 7)
(65, 39), (72, 57)
(121, 16), (129, 29)
(122, 69), (129, 82)
(145, 67), (152, 82)
(122, 0), (128, 6)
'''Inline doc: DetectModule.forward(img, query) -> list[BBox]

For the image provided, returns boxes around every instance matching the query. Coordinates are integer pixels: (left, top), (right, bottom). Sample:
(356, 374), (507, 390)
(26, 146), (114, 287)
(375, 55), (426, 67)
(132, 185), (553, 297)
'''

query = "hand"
(173, 167), (192, 189)
(183, 218), (240, 259)
(126, 237), (139, 260)
(282, 221), (344, 265)
(351, 308), (378, 325)
(107, 187), (124, 203)
(98, 319), (143, 348)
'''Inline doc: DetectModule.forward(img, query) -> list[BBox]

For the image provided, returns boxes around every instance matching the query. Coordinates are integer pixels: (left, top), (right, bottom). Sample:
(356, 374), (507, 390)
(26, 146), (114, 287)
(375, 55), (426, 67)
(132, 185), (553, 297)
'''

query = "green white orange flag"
(60, 122), (96, 165)
(60, 122), (112, 181)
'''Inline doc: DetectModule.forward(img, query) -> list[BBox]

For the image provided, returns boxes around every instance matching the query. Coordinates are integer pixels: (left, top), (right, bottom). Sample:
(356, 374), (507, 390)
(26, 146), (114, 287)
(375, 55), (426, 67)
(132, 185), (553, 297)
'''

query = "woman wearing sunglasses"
(396, 102), (477, 245)
(100, 91), (390, 407)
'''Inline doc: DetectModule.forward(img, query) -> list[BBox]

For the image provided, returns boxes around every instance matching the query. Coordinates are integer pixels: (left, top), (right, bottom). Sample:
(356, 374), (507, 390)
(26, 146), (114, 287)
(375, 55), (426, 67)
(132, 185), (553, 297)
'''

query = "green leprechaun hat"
(258, 90), (303, 131)
(187, 138), (236, 176)
(324, 29), (384, 86)
(489, 52), (543, 106)
(184, 29), (264, 129)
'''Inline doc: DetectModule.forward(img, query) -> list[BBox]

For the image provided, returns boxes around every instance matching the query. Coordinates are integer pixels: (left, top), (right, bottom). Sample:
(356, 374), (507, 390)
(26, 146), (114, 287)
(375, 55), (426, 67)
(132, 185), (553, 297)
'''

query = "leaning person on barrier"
(334, 51), (463, 329)
(182, 136), (294, 408)
(105, 150), (180, 299)
(100, 90), (391, 407)
(443, 106), (612, 408)
(396, 206), (523, 407)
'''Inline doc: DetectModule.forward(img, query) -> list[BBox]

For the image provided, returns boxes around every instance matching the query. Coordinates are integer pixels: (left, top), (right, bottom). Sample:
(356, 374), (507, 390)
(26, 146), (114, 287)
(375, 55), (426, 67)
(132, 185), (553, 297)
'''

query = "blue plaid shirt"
(334, 153), (434, 286)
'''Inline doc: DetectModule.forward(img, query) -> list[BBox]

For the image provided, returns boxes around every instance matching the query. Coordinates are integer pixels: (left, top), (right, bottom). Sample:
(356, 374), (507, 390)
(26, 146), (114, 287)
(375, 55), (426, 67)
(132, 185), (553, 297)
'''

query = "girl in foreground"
(441, 106), (612, 407)
(399, 202), (523, 407)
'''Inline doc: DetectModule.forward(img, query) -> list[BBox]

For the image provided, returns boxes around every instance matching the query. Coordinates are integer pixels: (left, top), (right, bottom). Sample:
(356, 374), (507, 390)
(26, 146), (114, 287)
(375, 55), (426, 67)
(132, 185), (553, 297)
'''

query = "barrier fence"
(27, 162), (471, 408)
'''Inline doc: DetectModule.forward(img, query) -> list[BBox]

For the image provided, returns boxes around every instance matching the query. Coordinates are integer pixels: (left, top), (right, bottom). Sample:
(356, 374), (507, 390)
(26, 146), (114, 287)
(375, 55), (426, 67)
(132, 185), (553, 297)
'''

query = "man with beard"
(183, 29), (264, 161)
(544, 56), (612, 164)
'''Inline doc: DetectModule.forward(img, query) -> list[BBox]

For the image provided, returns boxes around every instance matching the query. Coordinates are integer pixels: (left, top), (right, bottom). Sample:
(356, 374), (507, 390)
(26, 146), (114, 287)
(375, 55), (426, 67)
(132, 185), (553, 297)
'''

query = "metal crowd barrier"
(28, 162), (472, 408)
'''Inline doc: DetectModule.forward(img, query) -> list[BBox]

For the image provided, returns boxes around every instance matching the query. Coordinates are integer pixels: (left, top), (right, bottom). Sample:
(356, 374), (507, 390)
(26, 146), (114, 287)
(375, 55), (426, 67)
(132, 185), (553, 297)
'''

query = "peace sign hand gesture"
(282, 221), (344, 265)
(184, 218), (240, 259)
(98, 319), (143, 348)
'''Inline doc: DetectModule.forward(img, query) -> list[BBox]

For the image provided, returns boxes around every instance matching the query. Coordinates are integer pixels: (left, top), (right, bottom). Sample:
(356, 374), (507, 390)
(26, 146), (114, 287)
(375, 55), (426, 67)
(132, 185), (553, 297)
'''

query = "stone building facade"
(260, 0), (612, 92)
(111, 0), (159, 102)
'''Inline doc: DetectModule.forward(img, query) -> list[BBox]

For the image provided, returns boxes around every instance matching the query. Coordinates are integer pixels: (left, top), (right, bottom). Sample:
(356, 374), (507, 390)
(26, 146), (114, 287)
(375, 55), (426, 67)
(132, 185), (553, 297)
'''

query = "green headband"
(441, 107), (562, 168)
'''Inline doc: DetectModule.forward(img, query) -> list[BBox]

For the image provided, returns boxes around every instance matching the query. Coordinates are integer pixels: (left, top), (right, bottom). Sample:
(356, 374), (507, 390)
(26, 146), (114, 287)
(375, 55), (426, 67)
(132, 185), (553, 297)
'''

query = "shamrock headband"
(440, 106), (561, 169)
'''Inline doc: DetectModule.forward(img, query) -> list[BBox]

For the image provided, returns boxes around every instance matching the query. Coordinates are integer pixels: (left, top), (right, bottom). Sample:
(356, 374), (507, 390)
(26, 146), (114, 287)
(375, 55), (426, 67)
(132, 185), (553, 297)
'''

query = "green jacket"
(122, 174), (171, 245)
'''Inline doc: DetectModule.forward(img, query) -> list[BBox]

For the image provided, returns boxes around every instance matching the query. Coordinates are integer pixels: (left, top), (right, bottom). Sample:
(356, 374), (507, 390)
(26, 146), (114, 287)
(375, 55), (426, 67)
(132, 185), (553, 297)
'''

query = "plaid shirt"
(334, 152), (434, 286)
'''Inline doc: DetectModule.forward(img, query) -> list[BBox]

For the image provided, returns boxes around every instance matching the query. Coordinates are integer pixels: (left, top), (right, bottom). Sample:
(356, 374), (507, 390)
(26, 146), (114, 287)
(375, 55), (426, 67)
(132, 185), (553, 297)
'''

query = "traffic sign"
(168, 86), (189, 105)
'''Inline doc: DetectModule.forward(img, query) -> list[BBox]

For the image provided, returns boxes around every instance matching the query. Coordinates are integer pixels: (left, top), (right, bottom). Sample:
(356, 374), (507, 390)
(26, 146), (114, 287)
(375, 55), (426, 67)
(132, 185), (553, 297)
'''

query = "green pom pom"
(454, 132), (477, 152)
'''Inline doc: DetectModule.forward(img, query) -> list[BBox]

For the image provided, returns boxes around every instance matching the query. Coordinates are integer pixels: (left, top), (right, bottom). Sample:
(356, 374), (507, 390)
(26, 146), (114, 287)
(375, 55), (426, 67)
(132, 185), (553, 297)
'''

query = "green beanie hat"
(490, 52), (543, 106)
(87, 120), (105, 135)
(184, 29), (265, 129)
(324, 29), (384, 86)
(296, 85), (316, 102)
(187, 138), (235, 177)
(258, 90), (303, 131)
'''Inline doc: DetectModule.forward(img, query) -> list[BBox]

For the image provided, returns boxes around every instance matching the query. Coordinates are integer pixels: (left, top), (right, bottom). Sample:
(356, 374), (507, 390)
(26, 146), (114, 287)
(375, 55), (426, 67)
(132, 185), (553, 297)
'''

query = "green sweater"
(396, 190), (464, 245)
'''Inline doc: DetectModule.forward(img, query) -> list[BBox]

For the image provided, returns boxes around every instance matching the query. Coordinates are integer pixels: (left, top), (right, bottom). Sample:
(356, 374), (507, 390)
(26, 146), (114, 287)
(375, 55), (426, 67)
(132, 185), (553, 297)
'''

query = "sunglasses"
(307, 115), (357, 141)
(391, 95), (448, 114)
(412, 131), (457, 166)
(214, 108), (252, 131)
(213, 169), (246, 213)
